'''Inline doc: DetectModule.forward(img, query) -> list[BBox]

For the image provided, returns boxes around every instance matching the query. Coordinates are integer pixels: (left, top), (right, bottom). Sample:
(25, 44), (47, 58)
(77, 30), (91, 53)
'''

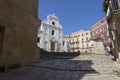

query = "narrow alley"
(0, 53), (120, 80)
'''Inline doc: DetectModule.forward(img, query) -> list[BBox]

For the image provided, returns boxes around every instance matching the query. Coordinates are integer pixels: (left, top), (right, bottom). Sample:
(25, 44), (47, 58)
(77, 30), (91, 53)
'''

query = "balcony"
(111, 0), (120, 11)
(106, 0), (120, 19)
(74, 39), (79, 43)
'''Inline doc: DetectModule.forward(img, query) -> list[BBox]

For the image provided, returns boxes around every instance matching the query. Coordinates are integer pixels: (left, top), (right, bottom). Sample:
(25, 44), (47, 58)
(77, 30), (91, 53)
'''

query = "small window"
(87, 44), (88, 47)
(100, 28), (103, 32)
(52, 30), (54, 35)
(100, 20), (104, 23)
(82, 34), (83, 36)
(38, 37), (41, 43)
(82, 45), (84, 48)
(52, 22), (55, 25)
(86, 33), (88, 35)
(96, 30), (98, 34)
(92, 33), (94, 36)
(63, 41), (65, 46)
(82, 38), (84, 43)
(77, 38), (79, 41)
(86, 37), (88, 40)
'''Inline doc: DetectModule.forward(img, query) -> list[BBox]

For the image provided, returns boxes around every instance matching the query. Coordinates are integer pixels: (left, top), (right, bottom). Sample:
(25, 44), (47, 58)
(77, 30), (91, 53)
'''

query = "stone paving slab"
(0, 54), (120, 80)
(31, 59), (95, 71)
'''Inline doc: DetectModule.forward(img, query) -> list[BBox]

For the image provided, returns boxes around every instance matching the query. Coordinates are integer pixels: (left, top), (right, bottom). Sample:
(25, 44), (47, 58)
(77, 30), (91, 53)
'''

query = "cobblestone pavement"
(0, 54), (120, 80)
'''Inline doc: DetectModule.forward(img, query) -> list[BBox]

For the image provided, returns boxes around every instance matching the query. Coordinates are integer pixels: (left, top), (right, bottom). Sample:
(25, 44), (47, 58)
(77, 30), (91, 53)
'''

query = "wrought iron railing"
(110, 0), (120, 11)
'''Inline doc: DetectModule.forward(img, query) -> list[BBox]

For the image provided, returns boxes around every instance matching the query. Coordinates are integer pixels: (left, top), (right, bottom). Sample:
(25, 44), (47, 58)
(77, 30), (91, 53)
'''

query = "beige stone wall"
(68, 30), (92, 53)
(0, 0), (40, 69)
(68, 31), (80, 52)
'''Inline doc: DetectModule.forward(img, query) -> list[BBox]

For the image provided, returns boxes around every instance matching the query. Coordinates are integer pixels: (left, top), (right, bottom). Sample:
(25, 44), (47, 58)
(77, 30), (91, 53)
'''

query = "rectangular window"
(38, 37), (41, 43)
(82, 45), (84, 49)
(52, 30), (54, 35)
(82, 34), (83, 36)
(87, 44), (88, 47)
(81, 38), (84, 43)
(96, 30), (98, 34)
(63, 41), (65, 46)
(86, 37), (88, 40)
(111, 0), (119, 10)
(100, 28), (103, 32)
(118, 0), (120, 8)
(114, 0), (119, 9)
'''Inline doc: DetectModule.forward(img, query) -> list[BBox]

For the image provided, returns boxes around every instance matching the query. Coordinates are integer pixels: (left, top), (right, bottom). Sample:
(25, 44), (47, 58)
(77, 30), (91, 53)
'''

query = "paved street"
(0, 54), (120, 80)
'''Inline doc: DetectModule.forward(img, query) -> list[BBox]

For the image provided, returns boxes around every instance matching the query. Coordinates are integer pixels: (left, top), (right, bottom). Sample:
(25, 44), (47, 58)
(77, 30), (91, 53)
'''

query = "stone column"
(112, 22), (119, 60)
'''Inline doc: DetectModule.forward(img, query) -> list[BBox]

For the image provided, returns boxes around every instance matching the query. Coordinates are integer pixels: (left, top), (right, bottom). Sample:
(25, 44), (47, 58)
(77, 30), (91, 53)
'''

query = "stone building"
(91, 17), (110, 47)
(62, 35), (71, 52)
(79, 30), (91, 52)
(89, 39), (106, 54)
(68, 30), (91, 53)
(67, 31), (80, 52)
(103, 0), (120, 60)
(37, 14), (69, 52)
(90, 17), (111, 53)
(0, 0), (40, 71)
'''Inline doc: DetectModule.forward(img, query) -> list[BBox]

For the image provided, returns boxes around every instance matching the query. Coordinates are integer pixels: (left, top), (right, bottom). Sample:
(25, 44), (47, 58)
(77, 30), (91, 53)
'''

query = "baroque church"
(37, 14), (70, 52)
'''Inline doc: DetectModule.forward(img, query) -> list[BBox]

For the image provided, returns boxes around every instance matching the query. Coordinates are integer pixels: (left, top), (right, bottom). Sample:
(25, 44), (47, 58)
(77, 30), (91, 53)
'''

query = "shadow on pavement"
(0, 59), (98, 80)
(0, 50), (98, 80)
(30, 58), (98, 80)
(39, 48), (81, 60)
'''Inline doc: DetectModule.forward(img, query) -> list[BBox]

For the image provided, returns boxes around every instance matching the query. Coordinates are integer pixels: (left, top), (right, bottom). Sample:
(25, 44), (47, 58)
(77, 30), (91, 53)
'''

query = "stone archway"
(0, 26), (5, 56)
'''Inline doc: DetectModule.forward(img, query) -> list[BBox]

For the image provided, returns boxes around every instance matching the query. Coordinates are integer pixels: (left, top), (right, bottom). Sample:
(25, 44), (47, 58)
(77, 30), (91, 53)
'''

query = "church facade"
(37, 14), (69, 52)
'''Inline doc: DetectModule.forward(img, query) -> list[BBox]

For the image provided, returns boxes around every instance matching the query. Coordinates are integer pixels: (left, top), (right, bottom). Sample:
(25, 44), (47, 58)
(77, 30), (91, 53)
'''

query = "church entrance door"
(51, 41), (55, 52)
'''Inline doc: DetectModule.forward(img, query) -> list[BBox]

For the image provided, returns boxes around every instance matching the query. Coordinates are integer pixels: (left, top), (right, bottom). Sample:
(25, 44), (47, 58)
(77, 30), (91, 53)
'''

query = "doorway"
(0, 27), (4, 56)
(51, 41), (55, 52)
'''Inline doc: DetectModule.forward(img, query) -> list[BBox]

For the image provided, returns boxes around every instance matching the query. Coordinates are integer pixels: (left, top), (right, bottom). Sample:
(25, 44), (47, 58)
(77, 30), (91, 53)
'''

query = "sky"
(38, 0), (105, 35)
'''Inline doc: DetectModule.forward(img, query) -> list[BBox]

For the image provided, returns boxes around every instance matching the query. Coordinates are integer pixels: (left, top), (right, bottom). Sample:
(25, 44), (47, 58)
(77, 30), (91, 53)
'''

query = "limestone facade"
(0, 0), (40, 70)
(68, 30), (92, 53)
(37, 14), (69, 52)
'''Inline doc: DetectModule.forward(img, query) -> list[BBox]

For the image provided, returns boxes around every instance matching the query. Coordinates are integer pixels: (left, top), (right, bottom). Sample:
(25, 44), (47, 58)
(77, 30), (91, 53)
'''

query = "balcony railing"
(106, 0), (120, 17)
(112, 0), (120, 10)
(109, 0), (120, 11)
